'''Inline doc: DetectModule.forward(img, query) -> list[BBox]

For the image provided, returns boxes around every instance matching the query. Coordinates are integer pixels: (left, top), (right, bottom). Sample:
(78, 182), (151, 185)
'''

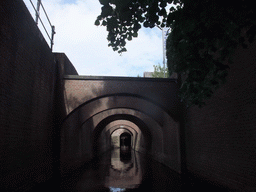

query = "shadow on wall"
(65, 82), (103, 114)
(60, 83), (103, 175)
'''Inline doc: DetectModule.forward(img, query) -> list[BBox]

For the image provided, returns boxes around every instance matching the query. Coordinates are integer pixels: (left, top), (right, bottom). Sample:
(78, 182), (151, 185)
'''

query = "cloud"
(23, 0), (163, 76)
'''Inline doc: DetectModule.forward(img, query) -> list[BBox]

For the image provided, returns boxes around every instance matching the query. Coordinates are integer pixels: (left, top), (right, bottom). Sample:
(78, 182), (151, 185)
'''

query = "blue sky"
(60, 0), (77, 4)
(23, 0), (164, 77)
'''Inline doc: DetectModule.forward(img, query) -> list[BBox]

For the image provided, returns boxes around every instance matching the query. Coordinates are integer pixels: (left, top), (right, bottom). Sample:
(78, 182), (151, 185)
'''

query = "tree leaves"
(95, 0), (256, 107)
(132, 32), (138, 37)
(101, 4), (113, 17)
(165, 0), (256, 107)
(95, 19), (100, 26)
(152, 64), (169, 78)
(99, 0), (110, 6)
(95, 0), (178, 54)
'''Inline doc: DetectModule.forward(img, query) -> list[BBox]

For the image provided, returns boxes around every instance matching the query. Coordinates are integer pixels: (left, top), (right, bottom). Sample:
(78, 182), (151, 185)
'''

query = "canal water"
(60, 148), (228, 192)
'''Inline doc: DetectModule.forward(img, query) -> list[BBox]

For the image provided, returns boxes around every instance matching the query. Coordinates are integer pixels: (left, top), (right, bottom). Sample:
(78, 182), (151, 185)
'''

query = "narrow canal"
(60, 148), (228, 192)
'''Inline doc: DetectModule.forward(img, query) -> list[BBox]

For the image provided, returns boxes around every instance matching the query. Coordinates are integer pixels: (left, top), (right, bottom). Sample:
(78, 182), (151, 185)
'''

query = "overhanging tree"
(95, 0), (256, 107)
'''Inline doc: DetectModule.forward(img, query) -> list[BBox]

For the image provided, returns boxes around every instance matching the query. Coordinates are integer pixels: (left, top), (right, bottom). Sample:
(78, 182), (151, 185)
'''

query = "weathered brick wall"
(0, 0), (65, 191)
(185, 41), (256, 191)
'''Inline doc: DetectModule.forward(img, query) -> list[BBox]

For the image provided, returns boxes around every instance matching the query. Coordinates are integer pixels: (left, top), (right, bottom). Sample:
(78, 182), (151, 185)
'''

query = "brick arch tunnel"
(92, 113), (153, 157)
(109, 123), (140, 149)
(108, 120), (148, 151)
(60, 77), (182, 177)
(3, 2), (256, 190)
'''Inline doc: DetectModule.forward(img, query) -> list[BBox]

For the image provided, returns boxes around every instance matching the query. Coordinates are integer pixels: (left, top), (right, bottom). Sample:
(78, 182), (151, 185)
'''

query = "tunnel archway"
(62, 94), (179, 129)
(120, 132), (132, 149)
(92, 114), (152, 158)
(60, 86), (181, 174)
(63, 77), (180, 120)
(119, 132), (132, 163)
(110, 126), (135, 150)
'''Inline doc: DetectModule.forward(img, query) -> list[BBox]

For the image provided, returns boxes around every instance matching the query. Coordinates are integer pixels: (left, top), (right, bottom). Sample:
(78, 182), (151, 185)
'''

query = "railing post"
(30, 0), (55, 50)
(51, 25), (56, 51)
(35, 0), (41, 25)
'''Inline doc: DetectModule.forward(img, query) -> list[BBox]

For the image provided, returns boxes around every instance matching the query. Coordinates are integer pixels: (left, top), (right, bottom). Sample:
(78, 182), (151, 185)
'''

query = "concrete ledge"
(64, 75), (178, 82)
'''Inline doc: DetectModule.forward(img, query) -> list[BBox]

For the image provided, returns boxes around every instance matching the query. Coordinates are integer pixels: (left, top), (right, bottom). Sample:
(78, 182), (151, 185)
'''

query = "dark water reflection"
(61, 148), (228, 192)
(106, 148), (142, 191)
(72, 148), (182, 192)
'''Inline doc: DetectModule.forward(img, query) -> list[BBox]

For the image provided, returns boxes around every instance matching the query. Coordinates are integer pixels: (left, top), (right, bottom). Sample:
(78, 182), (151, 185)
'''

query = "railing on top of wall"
(29, 0), (55, 51)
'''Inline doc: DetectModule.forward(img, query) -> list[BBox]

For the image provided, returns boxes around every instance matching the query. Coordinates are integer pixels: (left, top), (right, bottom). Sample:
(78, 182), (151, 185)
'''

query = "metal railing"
(29, 0), (55, 51)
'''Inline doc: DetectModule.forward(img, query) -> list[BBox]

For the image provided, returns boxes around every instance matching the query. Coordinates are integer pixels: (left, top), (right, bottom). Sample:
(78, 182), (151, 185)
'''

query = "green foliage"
(152, 64), (169, 78)
(166, 0), (256, 107)
(95, 0), (180, 53)
(96, 0), (256, 107)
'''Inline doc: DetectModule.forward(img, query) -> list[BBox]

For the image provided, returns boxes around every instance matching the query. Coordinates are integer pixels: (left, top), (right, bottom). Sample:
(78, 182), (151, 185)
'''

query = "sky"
(23, 0), (164, 77)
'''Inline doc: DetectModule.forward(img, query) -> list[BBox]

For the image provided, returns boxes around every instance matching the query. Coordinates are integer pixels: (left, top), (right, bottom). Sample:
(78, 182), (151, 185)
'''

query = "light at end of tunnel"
(109, 187), (126, 192)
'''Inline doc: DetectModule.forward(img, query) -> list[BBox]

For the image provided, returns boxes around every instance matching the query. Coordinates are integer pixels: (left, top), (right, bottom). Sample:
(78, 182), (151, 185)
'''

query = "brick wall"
(185, 41), (256, 191)
(0, 0), (65, 191)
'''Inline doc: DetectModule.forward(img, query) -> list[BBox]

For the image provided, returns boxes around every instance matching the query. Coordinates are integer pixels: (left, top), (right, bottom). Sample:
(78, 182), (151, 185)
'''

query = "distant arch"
(93, 114), (152, 157)
(120, 132), (132, 148)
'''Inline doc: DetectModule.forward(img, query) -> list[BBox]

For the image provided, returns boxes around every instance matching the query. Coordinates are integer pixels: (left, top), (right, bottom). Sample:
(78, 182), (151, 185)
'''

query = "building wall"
(185, 41), (256, 191)
(0, 0), (65, 191)
(143, 72), (153, 77)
